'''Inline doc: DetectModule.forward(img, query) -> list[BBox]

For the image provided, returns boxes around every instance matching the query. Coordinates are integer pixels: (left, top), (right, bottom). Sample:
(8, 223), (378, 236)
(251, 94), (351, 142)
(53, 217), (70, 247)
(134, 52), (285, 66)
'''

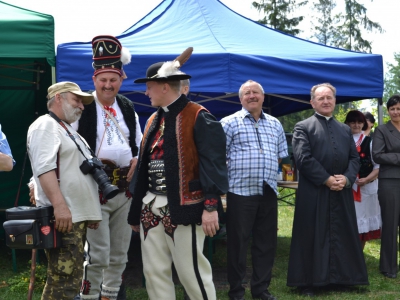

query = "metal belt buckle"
(112, 168), (120, 185)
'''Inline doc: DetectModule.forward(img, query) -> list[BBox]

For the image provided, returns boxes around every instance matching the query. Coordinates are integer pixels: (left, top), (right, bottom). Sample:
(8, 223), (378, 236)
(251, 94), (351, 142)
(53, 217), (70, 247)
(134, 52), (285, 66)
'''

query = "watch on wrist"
(204, 197), (218, 212)
(204, 206), (217, 212)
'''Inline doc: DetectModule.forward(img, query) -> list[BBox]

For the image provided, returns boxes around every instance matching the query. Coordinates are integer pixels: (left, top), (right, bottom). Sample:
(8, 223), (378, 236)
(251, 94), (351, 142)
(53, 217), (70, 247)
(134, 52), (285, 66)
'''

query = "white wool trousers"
(80, 193), (132, 300)
(140, 196), (216, 300)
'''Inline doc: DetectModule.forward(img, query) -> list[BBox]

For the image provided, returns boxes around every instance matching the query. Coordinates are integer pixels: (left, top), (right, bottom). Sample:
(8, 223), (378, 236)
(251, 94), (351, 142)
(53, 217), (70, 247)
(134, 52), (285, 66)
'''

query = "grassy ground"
(1, 193), (399, 299)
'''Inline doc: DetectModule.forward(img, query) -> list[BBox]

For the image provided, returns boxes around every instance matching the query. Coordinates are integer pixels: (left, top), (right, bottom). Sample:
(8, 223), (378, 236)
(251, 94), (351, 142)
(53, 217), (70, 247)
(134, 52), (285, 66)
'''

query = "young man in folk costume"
(128, 48), (228, 300)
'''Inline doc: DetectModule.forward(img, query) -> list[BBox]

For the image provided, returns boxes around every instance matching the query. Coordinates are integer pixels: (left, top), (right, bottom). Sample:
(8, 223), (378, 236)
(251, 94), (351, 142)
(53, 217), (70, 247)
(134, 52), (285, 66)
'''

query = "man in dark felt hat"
(128, 49), (228, 300)
(72, 35), (142, 300)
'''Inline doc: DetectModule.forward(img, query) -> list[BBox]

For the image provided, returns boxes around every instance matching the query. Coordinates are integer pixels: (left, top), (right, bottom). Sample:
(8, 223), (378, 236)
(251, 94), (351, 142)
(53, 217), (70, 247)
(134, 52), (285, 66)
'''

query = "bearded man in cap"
(128, 48), (228, 300)
(27, 82), (102, 300)
(72, 35), (142, 300)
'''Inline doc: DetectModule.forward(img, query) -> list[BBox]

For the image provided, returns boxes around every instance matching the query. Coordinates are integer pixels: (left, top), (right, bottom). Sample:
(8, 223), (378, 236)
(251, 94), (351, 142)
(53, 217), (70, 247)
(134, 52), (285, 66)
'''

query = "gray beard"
(62, 100), (82, 124)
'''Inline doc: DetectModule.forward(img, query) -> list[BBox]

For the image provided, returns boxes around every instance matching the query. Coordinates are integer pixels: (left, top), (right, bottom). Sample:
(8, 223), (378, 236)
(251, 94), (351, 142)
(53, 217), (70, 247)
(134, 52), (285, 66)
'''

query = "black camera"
(80, 157), (119, 200)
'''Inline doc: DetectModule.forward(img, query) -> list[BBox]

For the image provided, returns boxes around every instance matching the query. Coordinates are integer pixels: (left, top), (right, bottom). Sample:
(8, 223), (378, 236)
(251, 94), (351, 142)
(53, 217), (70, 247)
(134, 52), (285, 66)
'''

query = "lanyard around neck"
(49, 111), (94, 160)
(248, 115), (263, 154)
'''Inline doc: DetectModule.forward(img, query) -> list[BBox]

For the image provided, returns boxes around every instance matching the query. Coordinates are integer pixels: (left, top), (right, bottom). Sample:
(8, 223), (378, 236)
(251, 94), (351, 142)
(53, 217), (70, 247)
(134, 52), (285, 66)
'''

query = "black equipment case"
(3, 206), (62, 249)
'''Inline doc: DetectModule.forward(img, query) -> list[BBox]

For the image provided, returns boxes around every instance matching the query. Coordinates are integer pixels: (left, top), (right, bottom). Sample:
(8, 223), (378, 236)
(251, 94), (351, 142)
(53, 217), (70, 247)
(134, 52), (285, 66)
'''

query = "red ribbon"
(353, 183), (361, 202)
(104, 106), (116, 117)
(355, 133), (363, 153)
(353, 134), (364, 202)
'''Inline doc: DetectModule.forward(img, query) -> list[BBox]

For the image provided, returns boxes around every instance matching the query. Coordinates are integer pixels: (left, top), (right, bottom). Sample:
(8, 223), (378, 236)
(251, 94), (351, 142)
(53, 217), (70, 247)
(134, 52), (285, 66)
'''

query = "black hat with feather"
(134, 47), (192, 83)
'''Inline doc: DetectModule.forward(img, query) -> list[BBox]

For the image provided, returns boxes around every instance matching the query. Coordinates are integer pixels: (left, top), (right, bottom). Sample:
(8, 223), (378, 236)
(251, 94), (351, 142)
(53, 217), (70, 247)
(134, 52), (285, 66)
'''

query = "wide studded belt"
(148, 159), (166, 195)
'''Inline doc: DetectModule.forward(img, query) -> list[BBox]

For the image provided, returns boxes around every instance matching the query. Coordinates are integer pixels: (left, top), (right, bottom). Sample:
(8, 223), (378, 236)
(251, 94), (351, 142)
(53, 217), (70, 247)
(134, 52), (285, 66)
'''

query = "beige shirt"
(27, 114), (102, 223)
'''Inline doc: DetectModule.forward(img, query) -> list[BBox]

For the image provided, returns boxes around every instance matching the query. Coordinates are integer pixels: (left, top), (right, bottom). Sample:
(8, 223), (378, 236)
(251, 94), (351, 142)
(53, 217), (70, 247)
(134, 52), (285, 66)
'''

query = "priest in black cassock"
(287, 83), (369, 296)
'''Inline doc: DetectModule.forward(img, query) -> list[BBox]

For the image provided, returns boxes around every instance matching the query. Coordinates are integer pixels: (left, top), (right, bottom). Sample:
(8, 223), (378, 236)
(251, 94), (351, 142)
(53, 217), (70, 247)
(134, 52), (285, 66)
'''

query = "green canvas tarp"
(0, 1), (55, 212)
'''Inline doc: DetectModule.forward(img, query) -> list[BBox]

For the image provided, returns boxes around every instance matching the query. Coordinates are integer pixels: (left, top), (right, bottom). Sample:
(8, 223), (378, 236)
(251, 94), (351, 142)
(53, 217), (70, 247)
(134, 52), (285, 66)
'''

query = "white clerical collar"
(315, 112), (332, 120)
(162, 96), (180, 112)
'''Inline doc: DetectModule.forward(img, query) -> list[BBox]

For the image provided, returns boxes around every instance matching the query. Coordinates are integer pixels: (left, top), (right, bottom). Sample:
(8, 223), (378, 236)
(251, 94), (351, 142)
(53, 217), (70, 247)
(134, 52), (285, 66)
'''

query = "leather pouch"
(4, 219), (41, 249)
(3, 206), (62, 249)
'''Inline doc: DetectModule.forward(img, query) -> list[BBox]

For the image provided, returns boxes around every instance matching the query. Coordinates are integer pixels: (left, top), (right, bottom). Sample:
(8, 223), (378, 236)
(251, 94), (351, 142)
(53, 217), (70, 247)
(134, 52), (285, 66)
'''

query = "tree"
(278, 100), (361, 133)
(332, 0), (383, 53)
(384, 52), (400, 101)
(252, 0), (308, 36)
(334, 101), (360, 123)
(311, 0), (337, 45)
(368, 52), (400, 122)
(278, 108), (314, 133)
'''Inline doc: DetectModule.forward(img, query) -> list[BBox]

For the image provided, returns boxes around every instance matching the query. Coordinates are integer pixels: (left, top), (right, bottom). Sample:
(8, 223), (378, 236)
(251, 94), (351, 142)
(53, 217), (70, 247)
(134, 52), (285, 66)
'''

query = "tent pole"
(377, 100), (383, 125)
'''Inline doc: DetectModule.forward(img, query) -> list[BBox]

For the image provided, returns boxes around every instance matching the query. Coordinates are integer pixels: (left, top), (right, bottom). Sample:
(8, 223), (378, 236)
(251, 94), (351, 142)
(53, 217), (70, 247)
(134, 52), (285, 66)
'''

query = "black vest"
(129, 95), (206, 226)
(359, 136), (373, 178)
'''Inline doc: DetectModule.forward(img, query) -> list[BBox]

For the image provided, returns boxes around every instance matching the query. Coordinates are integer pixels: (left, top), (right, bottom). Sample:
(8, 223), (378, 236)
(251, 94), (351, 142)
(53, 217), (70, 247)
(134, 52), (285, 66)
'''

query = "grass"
(1, 191), (399, 299)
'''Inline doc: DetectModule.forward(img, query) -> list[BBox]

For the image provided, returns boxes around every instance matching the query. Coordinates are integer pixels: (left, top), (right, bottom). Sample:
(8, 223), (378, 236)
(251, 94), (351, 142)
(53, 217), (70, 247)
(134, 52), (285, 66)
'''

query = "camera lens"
(90, 168), (119, 200)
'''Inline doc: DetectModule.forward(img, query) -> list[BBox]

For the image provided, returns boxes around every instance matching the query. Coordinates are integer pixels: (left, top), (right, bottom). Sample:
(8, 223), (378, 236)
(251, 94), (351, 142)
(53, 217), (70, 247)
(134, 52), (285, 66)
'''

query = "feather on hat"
(134, 47), (193, 83)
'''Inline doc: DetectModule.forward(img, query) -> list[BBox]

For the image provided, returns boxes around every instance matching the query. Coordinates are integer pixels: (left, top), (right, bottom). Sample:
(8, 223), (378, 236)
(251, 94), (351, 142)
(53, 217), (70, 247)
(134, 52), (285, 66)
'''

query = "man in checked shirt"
(220, 80), (288, 300)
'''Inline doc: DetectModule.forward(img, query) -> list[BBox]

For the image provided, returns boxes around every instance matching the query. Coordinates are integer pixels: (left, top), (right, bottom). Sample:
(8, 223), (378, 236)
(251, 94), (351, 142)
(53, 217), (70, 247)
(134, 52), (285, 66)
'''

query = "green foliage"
(252, 0), (385, 56)
(368, 52), (400, 123)
(384, 52), (400, 102)
(6, 261), (46, 293)
(252, 0), (308, 35)
(311, 0), (337, 45)
(278, 101), (361, 132)
(334, 103), (353, 123)
(278, 108), (314, 132)
(332, 0), (383, 53)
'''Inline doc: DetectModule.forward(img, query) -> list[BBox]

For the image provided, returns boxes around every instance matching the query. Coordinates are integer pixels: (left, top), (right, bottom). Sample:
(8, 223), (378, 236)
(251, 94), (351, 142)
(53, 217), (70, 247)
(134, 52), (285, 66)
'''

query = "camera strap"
(48, 111), (95, 160)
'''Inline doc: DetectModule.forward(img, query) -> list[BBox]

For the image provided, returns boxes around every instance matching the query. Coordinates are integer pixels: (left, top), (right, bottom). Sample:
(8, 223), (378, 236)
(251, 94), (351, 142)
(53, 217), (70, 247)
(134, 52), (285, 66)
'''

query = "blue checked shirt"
(221, 108), (288, 195)
(0, 124), (16, 168)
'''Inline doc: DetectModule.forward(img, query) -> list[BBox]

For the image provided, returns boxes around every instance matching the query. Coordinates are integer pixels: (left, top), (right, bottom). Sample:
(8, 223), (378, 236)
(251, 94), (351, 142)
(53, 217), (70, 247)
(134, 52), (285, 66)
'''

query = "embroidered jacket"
(77, 93), (138, 157)
(128, 95), (228, 226)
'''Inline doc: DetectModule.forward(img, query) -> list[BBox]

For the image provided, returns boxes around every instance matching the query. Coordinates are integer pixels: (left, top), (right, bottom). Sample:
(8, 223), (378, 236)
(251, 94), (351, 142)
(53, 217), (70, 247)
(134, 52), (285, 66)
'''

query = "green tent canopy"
(0, 1), (55, 212)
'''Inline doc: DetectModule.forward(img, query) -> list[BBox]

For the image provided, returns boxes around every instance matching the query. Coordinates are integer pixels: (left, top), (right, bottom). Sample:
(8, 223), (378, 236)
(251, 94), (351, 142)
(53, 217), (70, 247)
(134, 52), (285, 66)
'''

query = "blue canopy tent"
(56, 0), (383, 127)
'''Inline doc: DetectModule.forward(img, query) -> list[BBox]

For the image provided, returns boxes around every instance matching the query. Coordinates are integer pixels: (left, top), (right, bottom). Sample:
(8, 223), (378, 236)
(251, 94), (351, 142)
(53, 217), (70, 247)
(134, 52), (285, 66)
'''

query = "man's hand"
(333, 175), (346, 190)
(88, 222), (100, 230)
(326, 175), (346, 191)
(202, 210), (219, 237)
(325, 176), (337, 189)
(54, 203), (73, 233)
(0, 152), (13, 171)
(28, 183), (36, 206)
(131, 225), (140, 232)
(127, 157), (138, 182)
(38, 171), (72, 233)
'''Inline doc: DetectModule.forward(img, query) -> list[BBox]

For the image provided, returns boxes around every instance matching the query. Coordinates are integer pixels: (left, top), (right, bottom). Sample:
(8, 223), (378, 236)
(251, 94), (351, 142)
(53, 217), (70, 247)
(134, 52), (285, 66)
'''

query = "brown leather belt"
(104, 166), (130, 193)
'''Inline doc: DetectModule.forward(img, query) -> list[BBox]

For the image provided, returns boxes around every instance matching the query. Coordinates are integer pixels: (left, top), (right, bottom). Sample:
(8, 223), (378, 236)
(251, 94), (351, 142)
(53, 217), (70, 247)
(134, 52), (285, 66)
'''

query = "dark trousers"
(226, 184), (277, 298)
(378, 178), (400, 274)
